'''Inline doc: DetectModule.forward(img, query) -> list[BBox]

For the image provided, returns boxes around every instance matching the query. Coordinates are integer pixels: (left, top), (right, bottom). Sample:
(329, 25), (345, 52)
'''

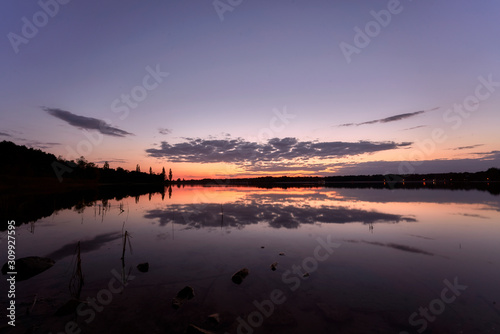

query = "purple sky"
(1, 0), (499, 178)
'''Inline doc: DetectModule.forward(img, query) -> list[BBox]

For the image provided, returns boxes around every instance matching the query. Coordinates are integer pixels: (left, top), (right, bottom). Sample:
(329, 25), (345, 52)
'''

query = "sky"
(1, 0), (500, 179)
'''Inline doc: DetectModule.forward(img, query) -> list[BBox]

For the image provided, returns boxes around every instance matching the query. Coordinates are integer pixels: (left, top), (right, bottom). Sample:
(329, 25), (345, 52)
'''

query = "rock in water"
(231, 268), (249, 284)
(206, 313), (220, 327)
(270, 262), (278, 271)
(1, 256), (55, 281)
(316, 303), (352, 324)
(172, 286), (195, 309)
(55, 299), (82, 316)
(186, 324), (215, 334)
(137, 262), (149, 273)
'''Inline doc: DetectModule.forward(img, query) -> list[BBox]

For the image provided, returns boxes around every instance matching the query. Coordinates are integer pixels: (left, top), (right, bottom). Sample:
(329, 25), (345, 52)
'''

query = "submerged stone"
(316, 303), (352, 323)
(137, 262), (149, 273)
(186, 324), (214, 334)
(231, 268), (249, 284)
(1, 256), (55, 281)
(172, 286), (195, 309)
(270, 262), (278, 271)
(206, 313), (220, 326)
(55, 299), (82, 316)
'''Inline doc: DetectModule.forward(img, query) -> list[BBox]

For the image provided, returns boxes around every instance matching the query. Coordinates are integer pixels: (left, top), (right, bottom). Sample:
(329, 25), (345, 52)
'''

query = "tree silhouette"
(77, 156), (87, 169)
(149, 167), (153, 175)
(136, 164), (141, 173)
(103, 161), (110, 169)
(168, 168), (173, 182)
(161, 167), (166, 181)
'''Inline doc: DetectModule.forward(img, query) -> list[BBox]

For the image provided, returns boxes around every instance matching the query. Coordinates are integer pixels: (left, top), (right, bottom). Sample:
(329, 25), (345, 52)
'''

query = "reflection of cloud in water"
(144, 202), (416, 229)
(345, 239), (434, 256)
(409, 234), (435, 240)
(45, 232), (122, 260)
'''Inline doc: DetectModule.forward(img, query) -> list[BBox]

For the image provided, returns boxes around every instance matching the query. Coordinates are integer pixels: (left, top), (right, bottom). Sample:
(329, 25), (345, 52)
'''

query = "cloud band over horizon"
(145, 137), (412, 164)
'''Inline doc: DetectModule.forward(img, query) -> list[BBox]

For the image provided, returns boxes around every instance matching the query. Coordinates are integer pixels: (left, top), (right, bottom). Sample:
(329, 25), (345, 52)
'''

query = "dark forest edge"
(1, 140), (174, 193)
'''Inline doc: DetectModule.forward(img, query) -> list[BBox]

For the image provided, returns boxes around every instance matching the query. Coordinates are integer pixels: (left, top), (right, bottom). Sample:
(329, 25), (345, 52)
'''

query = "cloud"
(452, 144), (484, 150)
(339, 107), (439, 127)
(25, 140), (60, 149)
(0, 132), (12, 137)
(453, 213), (489, 219)
(44, 107), (133, 137)
(14, 137), (60, 149)
(146, 137), (412, 164)
(44, 232), (122, 261)
(94, 158), (128, 164)
(158, 128), (172, 135)
(361, 240), (434, 256)
(403, 125), (427, 131)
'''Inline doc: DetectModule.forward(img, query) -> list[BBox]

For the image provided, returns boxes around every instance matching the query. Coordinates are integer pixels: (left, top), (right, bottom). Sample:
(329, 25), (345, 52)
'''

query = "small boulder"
(55, 299), (82, 316)
(206, 313), (220, 327)
(186, 324), (214, 334)
(231, 268), (249, 284)
(270, 262), (278, 271)
(316, 303), (352, 323)
(1, 256), (55, 281)
(172, 286), (195, 310)
(137, 262), (149, 273)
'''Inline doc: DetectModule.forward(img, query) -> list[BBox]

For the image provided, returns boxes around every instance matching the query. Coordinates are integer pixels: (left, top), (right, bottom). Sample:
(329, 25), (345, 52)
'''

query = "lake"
(1, 185), (499, 333)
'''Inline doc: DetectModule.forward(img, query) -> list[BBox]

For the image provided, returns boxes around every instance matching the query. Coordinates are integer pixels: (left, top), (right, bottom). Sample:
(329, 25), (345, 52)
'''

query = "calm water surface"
(1, 186), (499, 333)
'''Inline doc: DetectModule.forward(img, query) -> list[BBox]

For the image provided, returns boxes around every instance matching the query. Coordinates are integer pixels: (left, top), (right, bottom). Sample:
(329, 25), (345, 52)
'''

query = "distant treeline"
(184, 169), (500, 186)
(183, 169), (500, 194)
(0, 140), (166, 188)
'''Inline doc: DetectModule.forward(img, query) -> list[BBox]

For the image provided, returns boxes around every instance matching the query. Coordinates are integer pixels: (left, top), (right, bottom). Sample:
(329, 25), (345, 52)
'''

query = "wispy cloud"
(45, 232), (121, 261)
(403, 125), (427, 131)
(146, 137), (412, 164)
(158, 128), (172, 135)
(361, 241), (434, 256)
(24, 140), (60, 150)
(14, 137), (60, 149)
(452, 144), (484, 150)
(339, 107), (439, 127)
(94, 158), (128, 164)
(0, 132), (12, 137)
(44, 107), (133, 137)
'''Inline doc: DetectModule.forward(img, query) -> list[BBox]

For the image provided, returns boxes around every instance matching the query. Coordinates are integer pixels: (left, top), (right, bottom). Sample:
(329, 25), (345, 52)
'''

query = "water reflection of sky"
(1, 186), (499, 333)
